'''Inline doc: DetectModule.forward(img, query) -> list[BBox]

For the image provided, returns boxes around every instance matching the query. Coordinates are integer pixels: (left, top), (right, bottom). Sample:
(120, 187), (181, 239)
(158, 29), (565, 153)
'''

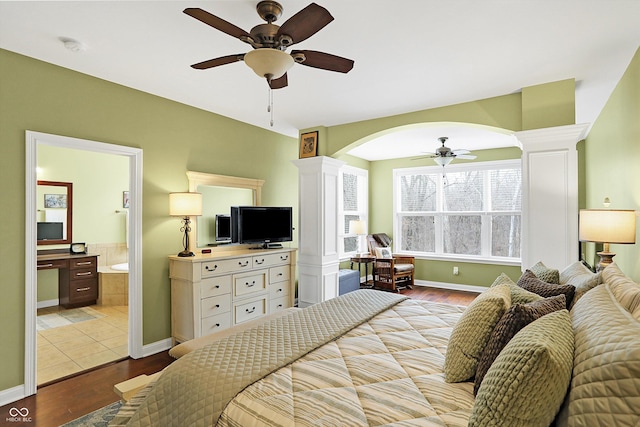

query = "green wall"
(584, 47), (640, 281)
(0, 48), (298, 392)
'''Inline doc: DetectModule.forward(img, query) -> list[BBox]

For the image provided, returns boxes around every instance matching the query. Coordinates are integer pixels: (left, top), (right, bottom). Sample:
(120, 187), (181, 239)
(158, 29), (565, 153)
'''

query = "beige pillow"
(444, 283), (511, 383)
(491, 272), (543, 305)
(556, 282), (640, 426)
(529, 261), (560, 284)
(602, 262), (640, 319)
(470, 310), (574, 427)
(560, 261), (602, 309)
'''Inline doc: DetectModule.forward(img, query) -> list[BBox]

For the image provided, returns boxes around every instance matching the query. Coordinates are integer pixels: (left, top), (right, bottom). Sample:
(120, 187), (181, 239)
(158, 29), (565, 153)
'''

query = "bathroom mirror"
(37, 180), (73, 245)
(186, 171), (265, 250)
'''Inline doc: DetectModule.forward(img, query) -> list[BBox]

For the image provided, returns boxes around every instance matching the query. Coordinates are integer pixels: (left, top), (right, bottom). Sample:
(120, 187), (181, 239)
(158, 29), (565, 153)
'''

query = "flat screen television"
(215, 214), (232, 242)
(37, 222), (63, 240)
(231, 206), (293, 248)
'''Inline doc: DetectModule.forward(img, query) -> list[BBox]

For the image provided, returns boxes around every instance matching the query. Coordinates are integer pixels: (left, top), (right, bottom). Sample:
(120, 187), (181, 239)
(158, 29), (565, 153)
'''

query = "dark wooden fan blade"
(184, 8), (252, 42)
(277, 3), (334, 44)
(292, 50), (354, 73)
(191, 54), (245, 70)
(269, 73), (288, 89)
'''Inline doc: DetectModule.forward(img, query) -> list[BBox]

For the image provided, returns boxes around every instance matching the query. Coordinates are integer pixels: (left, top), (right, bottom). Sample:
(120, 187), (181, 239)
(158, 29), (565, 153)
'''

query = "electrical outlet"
(453, 266), (459, 275)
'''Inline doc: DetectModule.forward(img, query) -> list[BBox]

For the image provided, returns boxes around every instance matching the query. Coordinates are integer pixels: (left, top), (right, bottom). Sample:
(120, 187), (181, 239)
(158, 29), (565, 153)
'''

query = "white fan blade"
(456, 154), (476, 159)
(452, 149), (470, 155)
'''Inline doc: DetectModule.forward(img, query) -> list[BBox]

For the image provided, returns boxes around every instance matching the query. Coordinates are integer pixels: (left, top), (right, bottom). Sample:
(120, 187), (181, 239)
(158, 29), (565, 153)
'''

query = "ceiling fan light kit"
(244, 48), (294, 81)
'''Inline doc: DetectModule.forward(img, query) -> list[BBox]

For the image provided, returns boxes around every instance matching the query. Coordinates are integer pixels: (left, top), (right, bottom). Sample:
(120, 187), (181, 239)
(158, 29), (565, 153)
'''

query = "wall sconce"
(169, 192), (203, 257)
(349, 219), (367, 255)
(579, 209), (636, 271)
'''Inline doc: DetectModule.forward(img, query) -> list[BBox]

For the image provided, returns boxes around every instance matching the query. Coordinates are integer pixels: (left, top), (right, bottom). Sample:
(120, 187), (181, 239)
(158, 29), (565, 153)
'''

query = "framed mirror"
(186, 171), (265, 251)
(37, 180), (73, 245)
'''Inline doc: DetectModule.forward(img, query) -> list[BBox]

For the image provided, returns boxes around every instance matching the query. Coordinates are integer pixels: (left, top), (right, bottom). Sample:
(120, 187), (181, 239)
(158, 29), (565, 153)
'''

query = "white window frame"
(393, 159), (521, 266)
(338, 165), (368, 259)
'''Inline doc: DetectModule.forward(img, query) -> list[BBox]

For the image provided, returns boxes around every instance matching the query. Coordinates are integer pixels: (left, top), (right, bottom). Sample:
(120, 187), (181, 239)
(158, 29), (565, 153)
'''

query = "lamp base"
(177, 250), (195, 257)
(595, 251), (615, 272)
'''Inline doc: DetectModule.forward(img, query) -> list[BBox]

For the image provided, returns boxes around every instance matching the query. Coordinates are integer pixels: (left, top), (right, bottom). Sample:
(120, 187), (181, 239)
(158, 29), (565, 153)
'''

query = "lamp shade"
(579, 209), (636, 244)
(169, 192), (202, 217)
(244, 48), (294, 80)
(433, 156), (454, 167)
(349, 220), (367, 235)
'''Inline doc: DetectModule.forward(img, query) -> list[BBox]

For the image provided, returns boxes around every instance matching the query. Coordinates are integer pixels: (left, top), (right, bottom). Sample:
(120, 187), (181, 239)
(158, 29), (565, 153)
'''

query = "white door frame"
(25, 131), (143, 396)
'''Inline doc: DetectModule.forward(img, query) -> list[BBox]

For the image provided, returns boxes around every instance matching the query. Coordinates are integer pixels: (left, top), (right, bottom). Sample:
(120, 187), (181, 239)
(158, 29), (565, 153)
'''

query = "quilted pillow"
(469, 309), (574, 427)
(556, 282), (640, 426)
(491, 272), (543, 304)
(560, 261), (602, 309)
(473, 294), (566, 395)
(529, 261), (560, 284)
(517, 269), (575, 309)
(602, 262), (640, 319)
(444, 283), (511, 383)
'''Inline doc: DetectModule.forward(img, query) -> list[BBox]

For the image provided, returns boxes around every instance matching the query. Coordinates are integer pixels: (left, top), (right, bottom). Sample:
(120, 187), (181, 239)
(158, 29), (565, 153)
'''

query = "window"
(339, 166), (368, 257)
(394, 160), (521, 263)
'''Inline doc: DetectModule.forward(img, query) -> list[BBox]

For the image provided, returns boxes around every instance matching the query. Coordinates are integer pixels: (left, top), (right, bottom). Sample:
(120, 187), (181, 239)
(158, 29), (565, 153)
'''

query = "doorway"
(25, 131), (143, 396)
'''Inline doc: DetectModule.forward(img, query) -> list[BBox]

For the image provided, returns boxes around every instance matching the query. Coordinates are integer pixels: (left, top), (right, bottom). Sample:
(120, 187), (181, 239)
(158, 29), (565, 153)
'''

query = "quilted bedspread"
(115, 290), (430, 426)
(219, 297), (472, 426)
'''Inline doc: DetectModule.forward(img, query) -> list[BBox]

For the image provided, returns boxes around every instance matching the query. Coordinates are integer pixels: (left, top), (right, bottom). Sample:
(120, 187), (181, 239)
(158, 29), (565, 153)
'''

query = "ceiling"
(1, 1), (639, 160)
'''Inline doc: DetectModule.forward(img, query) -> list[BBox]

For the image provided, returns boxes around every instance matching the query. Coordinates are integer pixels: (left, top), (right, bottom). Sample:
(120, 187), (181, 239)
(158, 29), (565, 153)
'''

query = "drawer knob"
(215, 323), (220, 328)
(76, 287), (91, 292)
(246, 281), (255, 287)
(278, 273), (283, 277)
(77, 261), (92, 266)
(278, 288), (283, 292)
(76, 272), (92, 276)
(38, 263), (54, 268)
(255, 259), (265, 264)
(277, 304), (283, 308)
(206, 265), (218, 271)
(280, 255), (288, 261)
(239, 261), (249, 267)
(215, 304), (220, 308)
(215, 285), (220, 289)
(246, 307), (256, 314)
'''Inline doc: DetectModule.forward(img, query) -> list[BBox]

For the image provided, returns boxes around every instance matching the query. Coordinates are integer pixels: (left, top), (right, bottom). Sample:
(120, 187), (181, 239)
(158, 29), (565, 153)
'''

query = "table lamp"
(579, 209), (636, 271)
(349, 220), (367, 255)
(169, 192), (203, 257)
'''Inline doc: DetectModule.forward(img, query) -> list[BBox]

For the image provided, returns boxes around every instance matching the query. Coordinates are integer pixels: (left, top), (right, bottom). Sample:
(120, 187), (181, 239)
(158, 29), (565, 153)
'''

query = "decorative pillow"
(444, 283), (511, 383)
(602, 262), (640, 319)
(560, 261), (602, 309)
(374, 247), (392, 259)
(517, 269), (575, 309)
(469, 309), (574, 427)
(556, 282), (640, 426)
(491, 272), (543, 305)
(473, 294), (566, 395)
(529, 261), (560, 284)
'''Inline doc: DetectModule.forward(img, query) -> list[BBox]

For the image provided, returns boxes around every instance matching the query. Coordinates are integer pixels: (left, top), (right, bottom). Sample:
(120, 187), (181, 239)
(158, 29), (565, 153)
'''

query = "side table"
(350, 255), (376, 288)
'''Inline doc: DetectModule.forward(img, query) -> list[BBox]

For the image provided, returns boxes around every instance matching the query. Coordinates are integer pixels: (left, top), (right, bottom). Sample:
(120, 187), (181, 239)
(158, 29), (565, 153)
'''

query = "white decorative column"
(291, 156), (345, 307)
(516, 123), (589, 271)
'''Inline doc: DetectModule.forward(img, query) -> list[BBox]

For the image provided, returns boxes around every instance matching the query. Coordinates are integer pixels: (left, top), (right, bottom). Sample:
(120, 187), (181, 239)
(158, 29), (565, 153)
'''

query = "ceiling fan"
(184, 1), (355, 89)
(414, 137), (477, 167)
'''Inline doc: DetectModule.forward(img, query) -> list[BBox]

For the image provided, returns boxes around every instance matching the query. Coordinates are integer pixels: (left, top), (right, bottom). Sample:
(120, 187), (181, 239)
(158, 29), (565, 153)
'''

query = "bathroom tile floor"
(36, 305), (128, 385)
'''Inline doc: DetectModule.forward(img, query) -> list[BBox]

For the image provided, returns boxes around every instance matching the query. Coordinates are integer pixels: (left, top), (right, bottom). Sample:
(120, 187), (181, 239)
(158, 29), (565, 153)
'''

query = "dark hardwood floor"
(0, 286), (477, 427)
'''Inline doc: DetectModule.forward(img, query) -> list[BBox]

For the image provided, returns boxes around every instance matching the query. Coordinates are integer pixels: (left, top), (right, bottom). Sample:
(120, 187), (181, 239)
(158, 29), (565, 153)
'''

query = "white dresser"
(169, 248), (296, 344)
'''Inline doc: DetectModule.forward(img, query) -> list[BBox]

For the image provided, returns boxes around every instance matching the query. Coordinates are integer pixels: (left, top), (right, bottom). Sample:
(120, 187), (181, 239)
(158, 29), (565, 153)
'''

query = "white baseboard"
(141, 338), (172, 358)
(37, 299), (59, 309)
(0, 384), (27, 407)
(414, 279), (486, 294)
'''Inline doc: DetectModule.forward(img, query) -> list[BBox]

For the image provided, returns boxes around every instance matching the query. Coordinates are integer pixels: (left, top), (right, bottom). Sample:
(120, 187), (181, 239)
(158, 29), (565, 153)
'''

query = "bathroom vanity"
(37, 250), (99, 308)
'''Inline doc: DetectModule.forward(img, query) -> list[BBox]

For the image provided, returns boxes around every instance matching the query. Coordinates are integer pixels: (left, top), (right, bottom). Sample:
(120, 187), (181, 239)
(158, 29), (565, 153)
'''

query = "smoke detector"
(59, 37), (86, 52)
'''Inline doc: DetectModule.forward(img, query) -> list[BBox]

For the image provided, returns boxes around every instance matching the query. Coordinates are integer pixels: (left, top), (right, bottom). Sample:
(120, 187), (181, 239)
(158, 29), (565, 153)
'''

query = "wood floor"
(1, 286), (477, 427)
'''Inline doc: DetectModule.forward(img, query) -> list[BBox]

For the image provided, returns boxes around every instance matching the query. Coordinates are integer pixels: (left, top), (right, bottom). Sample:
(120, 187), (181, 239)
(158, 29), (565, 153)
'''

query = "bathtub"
(110, 262), (129, 272)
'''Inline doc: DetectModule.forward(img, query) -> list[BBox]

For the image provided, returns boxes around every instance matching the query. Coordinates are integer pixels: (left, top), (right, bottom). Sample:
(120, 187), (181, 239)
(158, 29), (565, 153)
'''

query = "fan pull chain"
(267, 86), (274, 127)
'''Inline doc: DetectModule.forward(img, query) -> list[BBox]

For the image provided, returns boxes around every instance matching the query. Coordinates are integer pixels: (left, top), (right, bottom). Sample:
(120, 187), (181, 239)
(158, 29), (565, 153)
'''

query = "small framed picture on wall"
(299, 131), (318, 158)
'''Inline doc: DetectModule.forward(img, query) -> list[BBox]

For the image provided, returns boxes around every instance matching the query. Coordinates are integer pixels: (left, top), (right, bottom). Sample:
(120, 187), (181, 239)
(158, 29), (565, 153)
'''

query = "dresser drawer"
(269, 296), (290, 313)
(234, 297), (267, 324)
(200, 276), (232, 299)
(233, 270), (267, 298)
(37, 258), (68, 270)
(69, 279), (98, 303)
(252, 252), (292, 269)
(70, 257), (97, 269)
(269, 265), (290, 284)
(201, 257), (252, 277)
(70, 267), (97, 281)
(201, 313), (232, 335)
(200, 294), (231, 318)
(268, 281), (289, 300)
